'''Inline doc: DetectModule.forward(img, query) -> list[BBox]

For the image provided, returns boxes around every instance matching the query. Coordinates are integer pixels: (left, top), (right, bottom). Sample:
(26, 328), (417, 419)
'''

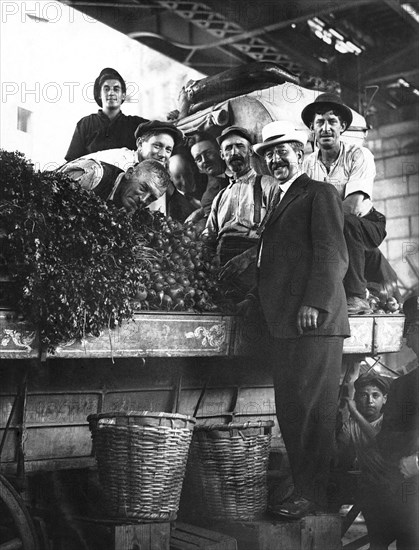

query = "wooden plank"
(0, 311), (405, 359)
(343, 316), (374, 354)
(0, 311), (38, 359)
(53, 313), (232, 358)
(212, 515), (341, 550)
(300, 515), (341, 550)
(113, 523), (171, 550)
(170, 522), (237, 549)
(373, 314), (404, 353)
(24, 425), (92, 460)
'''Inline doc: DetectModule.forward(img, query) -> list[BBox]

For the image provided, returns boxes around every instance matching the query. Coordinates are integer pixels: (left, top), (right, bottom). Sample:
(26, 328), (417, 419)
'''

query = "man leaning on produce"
(65, 120), (194, 222)
(59, 158), (171, 214)
(239, 120), (350, 519)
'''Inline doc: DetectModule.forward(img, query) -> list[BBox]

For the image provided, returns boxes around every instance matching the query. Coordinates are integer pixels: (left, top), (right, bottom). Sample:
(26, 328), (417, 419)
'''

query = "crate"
(212, 514), (341, 550)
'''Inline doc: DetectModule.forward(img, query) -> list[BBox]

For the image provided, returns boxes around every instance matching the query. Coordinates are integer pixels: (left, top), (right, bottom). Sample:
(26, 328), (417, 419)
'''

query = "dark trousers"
(269, 335), (344, 506)
(344, 208), (387, 298)
(360, 478), (419, 550)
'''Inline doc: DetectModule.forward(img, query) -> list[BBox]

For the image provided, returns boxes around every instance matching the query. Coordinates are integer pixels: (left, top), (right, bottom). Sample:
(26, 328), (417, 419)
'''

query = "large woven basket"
(189, 419), (274, 521)
(87, 411), (196, 522)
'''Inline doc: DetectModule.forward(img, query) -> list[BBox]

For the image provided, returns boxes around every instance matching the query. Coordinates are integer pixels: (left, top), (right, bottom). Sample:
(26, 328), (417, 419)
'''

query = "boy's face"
(137, 133), (175, 168)
(355, 384), (387, 422)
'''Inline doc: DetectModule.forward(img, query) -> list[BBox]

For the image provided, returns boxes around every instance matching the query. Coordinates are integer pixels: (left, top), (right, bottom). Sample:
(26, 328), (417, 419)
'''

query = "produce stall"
(0, 76), (406, 549)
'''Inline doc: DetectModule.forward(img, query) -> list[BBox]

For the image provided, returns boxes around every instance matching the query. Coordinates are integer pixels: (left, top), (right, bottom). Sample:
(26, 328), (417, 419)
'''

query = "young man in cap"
(60, 158), (171, 214)
(301, 93), (396, 315)
(202, 125), (278, 298)
(337, 372), (395, 547)
(242, 120), (349, 518)
(375, 295), (419, 549)
(135, 121), (195, 222)
(65, 68), (147, 161)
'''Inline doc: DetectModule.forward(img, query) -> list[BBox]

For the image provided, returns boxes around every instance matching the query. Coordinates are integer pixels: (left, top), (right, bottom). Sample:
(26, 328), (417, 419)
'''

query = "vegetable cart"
(0, 309), (405, 549)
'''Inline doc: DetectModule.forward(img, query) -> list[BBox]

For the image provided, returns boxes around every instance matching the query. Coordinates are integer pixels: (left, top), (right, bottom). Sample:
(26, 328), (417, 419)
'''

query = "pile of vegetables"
(131, 209), (221, 313)
(0, 150), (223, 351)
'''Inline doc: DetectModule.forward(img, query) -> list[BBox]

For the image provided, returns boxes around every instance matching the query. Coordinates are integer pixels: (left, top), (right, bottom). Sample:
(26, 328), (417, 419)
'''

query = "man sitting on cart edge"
(59, 158), (171, 214)
(301, 93), (397, 315)
(202, 125), (278, 300)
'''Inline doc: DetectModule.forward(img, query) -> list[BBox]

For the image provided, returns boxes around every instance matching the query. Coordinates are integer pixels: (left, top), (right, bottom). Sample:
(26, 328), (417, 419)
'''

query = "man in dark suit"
(242, 121), (350, 518)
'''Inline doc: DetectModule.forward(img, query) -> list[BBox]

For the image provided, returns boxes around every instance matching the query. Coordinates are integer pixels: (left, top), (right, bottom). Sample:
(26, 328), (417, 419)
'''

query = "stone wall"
(367, 119), (419, 296)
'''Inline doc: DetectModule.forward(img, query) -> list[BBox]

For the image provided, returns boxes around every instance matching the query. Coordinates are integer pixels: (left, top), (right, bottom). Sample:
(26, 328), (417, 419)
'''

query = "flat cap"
(216, 126), (252, 147)
(354, 372), (392, 395)
(134, 120), (184, 148)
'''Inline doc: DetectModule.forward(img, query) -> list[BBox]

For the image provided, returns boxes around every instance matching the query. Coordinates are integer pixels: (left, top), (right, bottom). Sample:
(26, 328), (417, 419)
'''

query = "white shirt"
(79, 147), (138, 171)
(304, 141), (375, 217)
(203, 168), (278, 242)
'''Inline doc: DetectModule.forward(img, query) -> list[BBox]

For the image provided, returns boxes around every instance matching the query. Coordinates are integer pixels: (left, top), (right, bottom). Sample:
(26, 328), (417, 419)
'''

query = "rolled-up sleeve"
(344, 146), (376, 200)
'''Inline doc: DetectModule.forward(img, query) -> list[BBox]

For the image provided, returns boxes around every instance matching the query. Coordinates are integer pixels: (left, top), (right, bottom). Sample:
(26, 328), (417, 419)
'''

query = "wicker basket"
(189, 419), (274, 521)
(87, 411), (196, 522)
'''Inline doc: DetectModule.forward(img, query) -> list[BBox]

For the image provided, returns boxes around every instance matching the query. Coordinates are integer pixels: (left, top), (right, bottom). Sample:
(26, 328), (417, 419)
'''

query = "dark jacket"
(256, 173), (350, 339)
(65, 111), (147, 161)
(166, 186), (196, 223)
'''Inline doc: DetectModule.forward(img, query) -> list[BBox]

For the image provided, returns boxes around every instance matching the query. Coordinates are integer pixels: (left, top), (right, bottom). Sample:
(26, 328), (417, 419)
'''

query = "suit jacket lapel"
(264, 174), (309, 230)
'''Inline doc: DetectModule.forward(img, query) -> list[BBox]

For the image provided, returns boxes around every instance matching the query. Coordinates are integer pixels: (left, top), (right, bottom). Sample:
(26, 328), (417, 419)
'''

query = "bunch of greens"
(0, 150), (144, 351)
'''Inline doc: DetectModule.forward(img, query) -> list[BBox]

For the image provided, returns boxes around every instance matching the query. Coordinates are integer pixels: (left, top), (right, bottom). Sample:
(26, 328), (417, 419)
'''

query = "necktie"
(257, 187), (282, 235)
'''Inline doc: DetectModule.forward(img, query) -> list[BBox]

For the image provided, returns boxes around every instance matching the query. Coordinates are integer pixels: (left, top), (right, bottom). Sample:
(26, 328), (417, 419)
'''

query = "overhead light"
(401, 3), (419, 23)
(329, 28), (344, 41)
(388, 77), (419, 98)
(397, 78), (410, 88)
(307, 18), (364, 56)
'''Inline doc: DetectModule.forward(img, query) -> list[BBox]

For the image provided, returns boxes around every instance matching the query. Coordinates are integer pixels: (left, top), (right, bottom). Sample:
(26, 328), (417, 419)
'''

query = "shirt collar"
(277, 171), (301, 196)
(228, 166), (255, 185)
(316, 141), (344, 168)
(98, 109), (123, 122)
(108, 171), (126, 204)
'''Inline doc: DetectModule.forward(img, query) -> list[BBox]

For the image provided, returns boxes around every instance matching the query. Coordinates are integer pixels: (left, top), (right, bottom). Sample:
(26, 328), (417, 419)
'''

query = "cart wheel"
(0, 474), (39, 550)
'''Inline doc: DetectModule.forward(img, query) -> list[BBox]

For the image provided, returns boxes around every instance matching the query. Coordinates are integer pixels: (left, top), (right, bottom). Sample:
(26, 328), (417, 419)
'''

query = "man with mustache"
(65, 68), (147, 162)
(242, 120), (349, 518)
(186, 132), (228, 224)
(301, 93), (396, 314)
(202, 126), (278, 298)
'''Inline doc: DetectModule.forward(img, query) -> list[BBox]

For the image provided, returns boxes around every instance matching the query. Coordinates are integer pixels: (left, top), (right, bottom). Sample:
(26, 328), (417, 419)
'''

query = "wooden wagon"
(0, 309), (405, 549)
